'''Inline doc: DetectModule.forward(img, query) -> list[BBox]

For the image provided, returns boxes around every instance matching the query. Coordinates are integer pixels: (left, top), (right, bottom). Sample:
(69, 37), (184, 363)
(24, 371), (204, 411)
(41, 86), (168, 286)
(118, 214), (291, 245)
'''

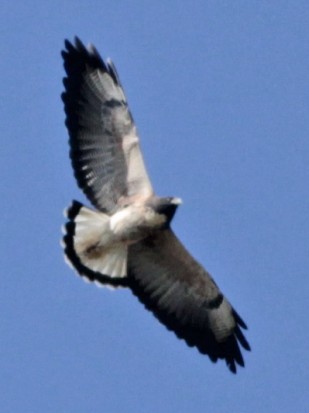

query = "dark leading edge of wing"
(62, 37), (131, 213)
(127, 230), (251, 373)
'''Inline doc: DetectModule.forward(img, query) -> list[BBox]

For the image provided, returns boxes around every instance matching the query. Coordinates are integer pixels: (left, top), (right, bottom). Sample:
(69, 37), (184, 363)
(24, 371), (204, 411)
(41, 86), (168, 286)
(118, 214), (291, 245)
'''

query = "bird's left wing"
(61, 37), (153, 213)
(127, 229), (250, 373)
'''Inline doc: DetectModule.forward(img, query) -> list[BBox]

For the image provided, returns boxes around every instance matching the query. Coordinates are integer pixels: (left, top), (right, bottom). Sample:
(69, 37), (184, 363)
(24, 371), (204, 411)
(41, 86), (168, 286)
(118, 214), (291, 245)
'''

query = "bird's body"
(61, 37), (250, 373)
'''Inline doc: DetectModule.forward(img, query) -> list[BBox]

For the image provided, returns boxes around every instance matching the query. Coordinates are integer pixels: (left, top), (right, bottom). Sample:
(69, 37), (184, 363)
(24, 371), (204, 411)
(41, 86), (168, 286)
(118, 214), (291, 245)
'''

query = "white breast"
(110, 205), (166, 240)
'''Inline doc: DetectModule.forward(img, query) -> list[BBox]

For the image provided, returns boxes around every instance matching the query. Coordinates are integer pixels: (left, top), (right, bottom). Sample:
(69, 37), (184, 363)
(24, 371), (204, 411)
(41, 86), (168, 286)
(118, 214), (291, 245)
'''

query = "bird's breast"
(110, 205), (166, 242)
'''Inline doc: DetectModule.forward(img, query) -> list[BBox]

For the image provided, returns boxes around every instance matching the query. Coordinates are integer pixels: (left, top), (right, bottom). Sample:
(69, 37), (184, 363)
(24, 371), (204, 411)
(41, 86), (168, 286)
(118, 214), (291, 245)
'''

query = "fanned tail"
(62, 201), (128, 288)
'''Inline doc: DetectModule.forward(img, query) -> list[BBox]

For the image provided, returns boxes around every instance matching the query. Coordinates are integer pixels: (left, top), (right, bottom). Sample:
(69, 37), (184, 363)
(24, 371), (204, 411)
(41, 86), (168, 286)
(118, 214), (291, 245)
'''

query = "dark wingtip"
(235, 325), (251, 352)
(74, 36), (84, 48)
(64, 38), (75, 53)
(227, 360), (237, 374)
(233, 309), (248, 330)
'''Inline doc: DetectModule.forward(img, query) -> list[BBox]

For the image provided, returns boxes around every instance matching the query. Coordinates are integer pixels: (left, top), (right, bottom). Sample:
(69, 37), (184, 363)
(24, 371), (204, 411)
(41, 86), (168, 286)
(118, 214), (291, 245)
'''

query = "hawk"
(61, 37), (250, 373)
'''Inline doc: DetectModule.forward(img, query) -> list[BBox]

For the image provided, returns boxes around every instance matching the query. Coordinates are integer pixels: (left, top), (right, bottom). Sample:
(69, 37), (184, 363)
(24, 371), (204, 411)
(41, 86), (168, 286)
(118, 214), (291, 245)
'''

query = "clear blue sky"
(1, 1), (308, 412)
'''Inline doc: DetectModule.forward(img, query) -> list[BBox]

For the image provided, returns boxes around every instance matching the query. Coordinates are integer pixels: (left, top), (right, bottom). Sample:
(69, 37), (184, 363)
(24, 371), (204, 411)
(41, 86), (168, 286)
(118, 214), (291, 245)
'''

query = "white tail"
(62, 201), (128, 286)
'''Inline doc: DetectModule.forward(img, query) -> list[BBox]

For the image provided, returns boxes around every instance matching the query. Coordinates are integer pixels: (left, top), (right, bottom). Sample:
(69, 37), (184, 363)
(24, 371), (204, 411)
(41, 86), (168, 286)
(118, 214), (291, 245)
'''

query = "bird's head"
(147, 196), (182, 226)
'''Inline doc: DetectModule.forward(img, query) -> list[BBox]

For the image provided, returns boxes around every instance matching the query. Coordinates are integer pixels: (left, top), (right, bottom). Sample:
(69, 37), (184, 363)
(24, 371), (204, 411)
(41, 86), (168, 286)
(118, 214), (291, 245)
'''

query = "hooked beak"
(171, 197), (183, 205)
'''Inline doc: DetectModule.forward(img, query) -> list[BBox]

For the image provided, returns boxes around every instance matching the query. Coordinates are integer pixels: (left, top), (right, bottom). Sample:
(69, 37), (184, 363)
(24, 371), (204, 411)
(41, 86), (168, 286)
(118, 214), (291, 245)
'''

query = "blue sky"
(1, 1), (308, 412)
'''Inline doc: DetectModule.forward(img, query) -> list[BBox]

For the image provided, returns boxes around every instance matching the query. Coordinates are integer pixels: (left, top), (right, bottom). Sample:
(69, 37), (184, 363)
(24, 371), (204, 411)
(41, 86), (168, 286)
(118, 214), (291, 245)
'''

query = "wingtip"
(74, 35), (82, 46)
(64, 38), (72, 50)
(228, 361), (237, 374)
(233, 309), (248, 330)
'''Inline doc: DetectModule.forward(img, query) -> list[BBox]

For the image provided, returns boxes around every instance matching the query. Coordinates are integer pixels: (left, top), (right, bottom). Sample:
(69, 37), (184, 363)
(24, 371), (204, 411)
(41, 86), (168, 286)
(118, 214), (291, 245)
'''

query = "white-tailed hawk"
(61, 37), (250, 373)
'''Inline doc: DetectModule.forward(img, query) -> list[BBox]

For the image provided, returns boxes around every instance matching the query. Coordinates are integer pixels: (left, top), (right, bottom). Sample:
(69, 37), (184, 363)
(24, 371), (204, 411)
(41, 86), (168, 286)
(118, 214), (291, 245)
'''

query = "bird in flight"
(61, 37), (250, 373)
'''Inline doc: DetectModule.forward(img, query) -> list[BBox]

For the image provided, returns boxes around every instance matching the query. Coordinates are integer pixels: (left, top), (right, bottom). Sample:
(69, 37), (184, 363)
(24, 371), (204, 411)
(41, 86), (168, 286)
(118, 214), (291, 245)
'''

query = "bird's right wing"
(127, 228), (250, 373)
(61, 37), (153, 213)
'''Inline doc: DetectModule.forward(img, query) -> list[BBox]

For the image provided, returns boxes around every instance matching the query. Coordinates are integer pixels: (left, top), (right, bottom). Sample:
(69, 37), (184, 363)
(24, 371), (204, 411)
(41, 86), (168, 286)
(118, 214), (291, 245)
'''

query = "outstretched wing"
(61, 37), (153, 213)
(127, 229), (250, 373)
